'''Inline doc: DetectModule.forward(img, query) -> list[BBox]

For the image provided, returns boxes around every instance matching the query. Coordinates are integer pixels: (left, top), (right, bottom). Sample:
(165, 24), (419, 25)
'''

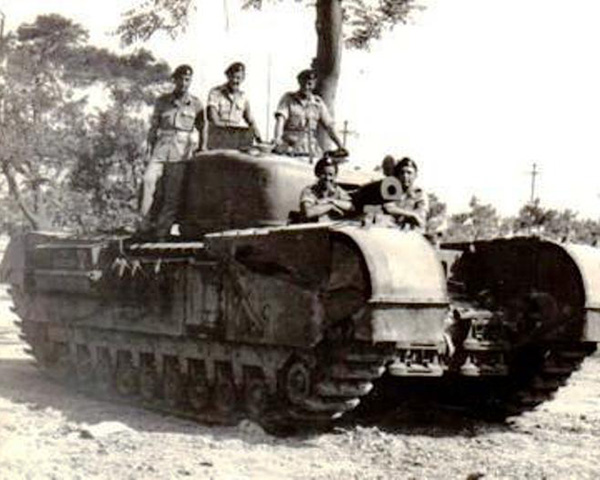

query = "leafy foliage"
(444, 196), (501, 242)
(117, 0), (195, 45)
(0, 15), (171, 232)
(343, 0), (423, 49)
(440, 196), (600, 246)
(118, 0), (422, 49)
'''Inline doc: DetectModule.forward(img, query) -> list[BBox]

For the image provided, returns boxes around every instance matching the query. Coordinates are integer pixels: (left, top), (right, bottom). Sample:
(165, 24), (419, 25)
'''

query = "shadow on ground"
(0, 353), (514, 445)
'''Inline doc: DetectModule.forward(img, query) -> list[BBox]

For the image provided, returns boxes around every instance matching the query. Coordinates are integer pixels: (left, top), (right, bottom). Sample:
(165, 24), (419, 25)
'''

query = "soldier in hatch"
(381, 155), (396, 176)
(300, 156), (353, 222)
(140, 64), (206, 238)
(207, 62), (263, 142)
(273, 69), (346, 158)
(383, 157), (429, 232)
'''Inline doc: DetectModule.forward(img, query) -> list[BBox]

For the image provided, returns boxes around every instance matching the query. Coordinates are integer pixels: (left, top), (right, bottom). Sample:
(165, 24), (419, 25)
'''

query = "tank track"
(487, 342), (596, 418)
(436, 341), (597, 420)
(9, 284), (390, 433)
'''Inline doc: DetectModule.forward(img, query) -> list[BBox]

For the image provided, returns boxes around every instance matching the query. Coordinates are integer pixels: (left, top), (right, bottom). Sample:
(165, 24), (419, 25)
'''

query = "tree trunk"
(313, 0), (343, 150)
(314, 0), (343, 113)
(1, 162), (45, 230)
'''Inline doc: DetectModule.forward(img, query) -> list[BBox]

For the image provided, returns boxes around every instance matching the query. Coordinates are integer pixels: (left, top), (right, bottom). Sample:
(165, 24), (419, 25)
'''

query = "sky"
(2, 0), (600, 218)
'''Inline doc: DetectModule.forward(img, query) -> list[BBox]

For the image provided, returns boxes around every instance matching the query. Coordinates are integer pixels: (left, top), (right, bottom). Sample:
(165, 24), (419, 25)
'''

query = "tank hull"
(3, 151), (600, 430)
(4, 229), (600, 430)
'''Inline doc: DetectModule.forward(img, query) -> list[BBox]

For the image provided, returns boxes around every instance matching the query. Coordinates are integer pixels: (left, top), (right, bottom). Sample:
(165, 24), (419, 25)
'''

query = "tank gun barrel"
(351, 177), (403, 210)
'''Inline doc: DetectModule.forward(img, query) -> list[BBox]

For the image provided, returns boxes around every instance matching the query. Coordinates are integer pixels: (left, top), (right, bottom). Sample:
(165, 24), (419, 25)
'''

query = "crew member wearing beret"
(383, 157), (429, 231)
(207, 62), (262, 142)
(140, 64), (206, 238)
(273, 69), (345, 158)
(300, 155), (353, 222)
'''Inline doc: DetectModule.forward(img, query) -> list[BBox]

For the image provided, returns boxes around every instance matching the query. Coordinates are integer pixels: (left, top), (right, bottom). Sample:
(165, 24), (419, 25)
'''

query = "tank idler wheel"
(244, 376), (269, 420)
(283, 360), (312, 406)
(139, 357), (158, 402)
(213, 365), (237, 415)
(163, 358), (183, 408)
(115, 351), (139, 396)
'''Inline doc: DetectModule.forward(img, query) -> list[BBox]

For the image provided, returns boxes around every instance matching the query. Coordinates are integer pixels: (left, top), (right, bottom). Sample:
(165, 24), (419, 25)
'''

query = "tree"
(0, 15), (171, 231)
(513, 199), (600, 244)
(446, 196), (500, 242)
(117, 0), (422, 114)
(425, 192), (447, 233)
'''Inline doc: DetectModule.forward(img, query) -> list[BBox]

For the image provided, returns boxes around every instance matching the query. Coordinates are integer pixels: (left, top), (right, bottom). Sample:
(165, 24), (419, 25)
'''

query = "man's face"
(319, 165), (337, 192)
(227, 70), (245, 91)
(397, 165), (416, 190)
(300, 77), (317, 94)
(174, 73), (192, 93)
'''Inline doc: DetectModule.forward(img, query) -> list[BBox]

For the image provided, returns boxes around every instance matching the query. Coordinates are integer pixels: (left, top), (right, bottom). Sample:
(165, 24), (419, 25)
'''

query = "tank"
(2, 148), (600, 431)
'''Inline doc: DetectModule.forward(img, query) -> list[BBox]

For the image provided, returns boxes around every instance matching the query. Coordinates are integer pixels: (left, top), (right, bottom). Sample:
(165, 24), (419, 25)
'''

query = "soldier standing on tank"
(273, 69), (346, 159)
(300, 155), (353, 222)
(207, 62), (262, 142)
(383, 157), (429, 232)
(139, 64), (206, 239)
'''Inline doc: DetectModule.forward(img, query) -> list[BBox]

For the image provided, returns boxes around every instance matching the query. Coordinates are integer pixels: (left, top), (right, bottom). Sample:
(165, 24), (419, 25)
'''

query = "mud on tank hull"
(3, 228), (600, 431)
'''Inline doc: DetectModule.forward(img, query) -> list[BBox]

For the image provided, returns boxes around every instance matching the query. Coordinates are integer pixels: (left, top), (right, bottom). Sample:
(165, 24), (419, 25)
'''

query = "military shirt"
(148, 92), (204, 162)
(207, 84), (250, 127)
(275, 92), (333, 156)
(390, 186), (429, 231)
(300, 182), (351, 222)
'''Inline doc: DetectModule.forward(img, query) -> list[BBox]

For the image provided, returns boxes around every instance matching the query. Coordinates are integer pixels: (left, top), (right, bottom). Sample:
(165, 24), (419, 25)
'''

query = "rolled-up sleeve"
(207, 87), (220, 109)
(275, 93), (291, 120)
(300, 185), (317, 208)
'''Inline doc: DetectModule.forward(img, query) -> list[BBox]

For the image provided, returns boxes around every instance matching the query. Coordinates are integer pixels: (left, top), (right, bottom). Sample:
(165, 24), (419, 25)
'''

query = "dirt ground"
(1, 285), (600, 480)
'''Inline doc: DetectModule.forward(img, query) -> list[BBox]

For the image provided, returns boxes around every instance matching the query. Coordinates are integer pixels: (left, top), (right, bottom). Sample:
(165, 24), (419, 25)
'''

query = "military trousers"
(144, 162), (188, 238)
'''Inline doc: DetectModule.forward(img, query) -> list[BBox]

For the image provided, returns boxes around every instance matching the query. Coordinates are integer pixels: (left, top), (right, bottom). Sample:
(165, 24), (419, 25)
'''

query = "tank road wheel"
(115, 351), (138, 396)
(94, 347), (113, 394)
(44, 342), (73, 383)
(283, 359), (312, 406)
(187, 360), (210, 412)
(243, 372), (269, 421)
(163, 357), (183, 408)
(213, 363), (237, 416)
(139, 354), (158, 402)
(75, 345), (94, 386)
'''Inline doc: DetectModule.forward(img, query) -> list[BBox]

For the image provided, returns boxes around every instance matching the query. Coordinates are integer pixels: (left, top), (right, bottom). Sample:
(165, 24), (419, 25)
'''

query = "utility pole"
(339, 120), (356, 148)
(529, 162), (539, 203)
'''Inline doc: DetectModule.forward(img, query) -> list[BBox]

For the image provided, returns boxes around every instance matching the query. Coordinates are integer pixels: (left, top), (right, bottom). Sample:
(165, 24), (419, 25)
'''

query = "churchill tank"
(2, 145), (600, 430)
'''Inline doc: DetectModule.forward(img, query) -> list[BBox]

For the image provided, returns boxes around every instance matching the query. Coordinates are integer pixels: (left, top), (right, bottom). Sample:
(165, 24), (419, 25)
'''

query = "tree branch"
(0, 160), (42, 229)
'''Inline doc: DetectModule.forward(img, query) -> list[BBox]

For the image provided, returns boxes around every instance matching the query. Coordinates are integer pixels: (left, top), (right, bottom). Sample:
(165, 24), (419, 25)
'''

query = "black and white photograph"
(1, 1), (600, 478)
